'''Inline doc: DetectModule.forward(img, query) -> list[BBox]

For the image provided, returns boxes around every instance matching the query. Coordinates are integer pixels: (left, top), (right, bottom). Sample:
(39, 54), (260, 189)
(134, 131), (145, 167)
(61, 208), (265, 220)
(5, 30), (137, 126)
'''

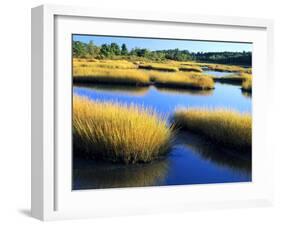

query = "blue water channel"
(73, 74), (252, 190)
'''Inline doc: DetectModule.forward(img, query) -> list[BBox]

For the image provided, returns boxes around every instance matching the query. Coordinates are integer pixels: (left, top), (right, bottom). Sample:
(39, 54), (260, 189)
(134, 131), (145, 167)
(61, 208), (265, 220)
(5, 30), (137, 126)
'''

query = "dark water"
(73, 79), (252, 190)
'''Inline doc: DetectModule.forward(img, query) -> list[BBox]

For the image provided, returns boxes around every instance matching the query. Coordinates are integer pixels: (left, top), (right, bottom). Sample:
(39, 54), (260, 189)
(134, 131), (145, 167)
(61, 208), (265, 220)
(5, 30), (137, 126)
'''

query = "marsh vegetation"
(242, 76), (252, 93)
(73, 96), (173, 164)
(173, 108), (252, 151)
(73, 58), (215, 90)
(72, 36), (252, 189)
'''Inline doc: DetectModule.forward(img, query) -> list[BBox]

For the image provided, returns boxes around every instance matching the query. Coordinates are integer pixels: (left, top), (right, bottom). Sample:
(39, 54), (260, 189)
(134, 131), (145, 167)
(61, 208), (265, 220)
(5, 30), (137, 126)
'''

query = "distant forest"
(73, 41), (252, 66)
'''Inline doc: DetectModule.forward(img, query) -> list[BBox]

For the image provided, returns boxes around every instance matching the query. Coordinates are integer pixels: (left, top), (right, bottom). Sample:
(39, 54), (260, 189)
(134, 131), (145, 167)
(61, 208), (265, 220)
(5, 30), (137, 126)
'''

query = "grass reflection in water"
(73, 158), (169, 189)
(176, 132), (251, 175)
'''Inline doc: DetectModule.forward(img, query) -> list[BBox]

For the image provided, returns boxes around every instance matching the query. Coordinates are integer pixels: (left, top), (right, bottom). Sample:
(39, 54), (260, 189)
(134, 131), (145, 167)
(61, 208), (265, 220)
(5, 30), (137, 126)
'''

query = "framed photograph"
(31, 4), (274, 221)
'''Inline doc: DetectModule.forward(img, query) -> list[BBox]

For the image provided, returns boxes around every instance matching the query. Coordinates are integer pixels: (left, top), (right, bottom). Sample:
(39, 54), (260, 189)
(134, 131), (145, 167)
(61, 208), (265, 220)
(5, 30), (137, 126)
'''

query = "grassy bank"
(73, 58), (215, 90)
(173, 108), (252, 151)
(73, 96), (173, 164)
(73, 67), (150, 86)
(178, 65), (203, 72)
(73, 58), (137, 69)
(149, 71), (214, 90)
(205, 64), (248, 73)
(138, 63), (178, 72)
(214, 73), (251, 85)
(73, 58), (149, 86)
(241, 77), (252, 93)
(214, 75), (244, 85)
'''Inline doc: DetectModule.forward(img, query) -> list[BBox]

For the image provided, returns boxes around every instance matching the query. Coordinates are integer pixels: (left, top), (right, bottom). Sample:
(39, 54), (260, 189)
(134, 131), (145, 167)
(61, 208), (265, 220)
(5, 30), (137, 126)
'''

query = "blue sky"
(73, 34), (252, 53)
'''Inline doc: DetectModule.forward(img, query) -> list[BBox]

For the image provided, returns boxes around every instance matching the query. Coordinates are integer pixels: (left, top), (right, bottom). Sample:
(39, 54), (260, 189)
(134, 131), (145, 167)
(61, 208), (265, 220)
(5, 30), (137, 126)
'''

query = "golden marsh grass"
(214, 72), (251, 85)
(241, 77), (252, 92)
(173, 108), (252, 151)
(148, 71), (214, 90)
(73, 96), (174, 164)
(205, 64), (248, 73)
(138, 63), (179, 72)
(73, 67), (150, 85)
(73, 58), (137, 69)
(178, 65), (203, 72)
(73, 59), (214, 90)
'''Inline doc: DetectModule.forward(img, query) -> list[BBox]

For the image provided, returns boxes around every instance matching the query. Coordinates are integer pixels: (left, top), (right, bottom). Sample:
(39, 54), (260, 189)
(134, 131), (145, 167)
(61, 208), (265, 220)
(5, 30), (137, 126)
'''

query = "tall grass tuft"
(73, 96), (174, 164)
(173, 108), (252, 151)
(148, 71), (214, 90)
(205, 64), (249, 73)
(241, 76), (252, 92)
(138, 63), (179, 72)
(73, 58), (137, 69)
(73, 67), (150, 86)
(214, 72), (251, 85)
(73, 58), (215, 89)
(178, 65), (203, 72)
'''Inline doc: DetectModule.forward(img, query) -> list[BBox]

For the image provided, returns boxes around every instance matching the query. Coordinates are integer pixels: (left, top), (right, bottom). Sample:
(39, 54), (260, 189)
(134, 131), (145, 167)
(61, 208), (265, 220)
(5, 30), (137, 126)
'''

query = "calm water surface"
(202, 70), (235, 77)
(73, 77), (252, 189)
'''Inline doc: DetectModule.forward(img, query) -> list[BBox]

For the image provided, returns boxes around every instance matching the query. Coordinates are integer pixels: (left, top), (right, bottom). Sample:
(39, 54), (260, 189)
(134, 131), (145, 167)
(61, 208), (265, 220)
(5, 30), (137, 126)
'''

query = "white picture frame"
(31, 4), (274, 221)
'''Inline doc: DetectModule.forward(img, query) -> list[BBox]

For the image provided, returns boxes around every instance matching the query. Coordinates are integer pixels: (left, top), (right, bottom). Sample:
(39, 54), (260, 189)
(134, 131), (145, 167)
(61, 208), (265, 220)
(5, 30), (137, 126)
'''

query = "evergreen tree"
(121, 43), (128, 55)
(110, 43), (121, 56)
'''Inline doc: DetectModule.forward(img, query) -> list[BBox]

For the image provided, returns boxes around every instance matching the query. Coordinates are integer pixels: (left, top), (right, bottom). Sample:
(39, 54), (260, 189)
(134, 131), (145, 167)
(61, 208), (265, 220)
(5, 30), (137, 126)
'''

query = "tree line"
(191, 51), (251, 66)
(73, 41), (252, 66)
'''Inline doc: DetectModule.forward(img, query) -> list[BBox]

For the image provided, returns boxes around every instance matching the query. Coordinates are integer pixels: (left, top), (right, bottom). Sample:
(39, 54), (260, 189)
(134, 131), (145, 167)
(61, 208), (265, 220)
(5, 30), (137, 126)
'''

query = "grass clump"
(73, 58), (215, 90)
(148, 71), (214, 90)
(241, 76), (252, 92)
(214, 72), (251, 85)
(204, 64), (249, 73)
(73, 96), (173, 164)
(178, 65), (203, 72)
(244, 68), (252, 74)
(214, 74), (244, 84)
(173, 108), (252, 151)
(138, 63), (179, 72)
(73, 58), (137, 69)
(73, 67), (150, 86)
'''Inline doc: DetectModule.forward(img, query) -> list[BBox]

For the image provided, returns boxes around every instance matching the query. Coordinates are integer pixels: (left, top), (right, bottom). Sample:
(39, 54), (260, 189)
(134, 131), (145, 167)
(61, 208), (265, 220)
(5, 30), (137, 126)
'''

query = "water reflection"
(241, 90), (252, 98)
(74, 83), (251, 115)
(73, 158), (169, 190)
(202, 70), (235, 77)
(74, 84), (149, 97)
(155, 87), (214, 96)
(74, 84), (214, 97)
(176, 132), (251, 175)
